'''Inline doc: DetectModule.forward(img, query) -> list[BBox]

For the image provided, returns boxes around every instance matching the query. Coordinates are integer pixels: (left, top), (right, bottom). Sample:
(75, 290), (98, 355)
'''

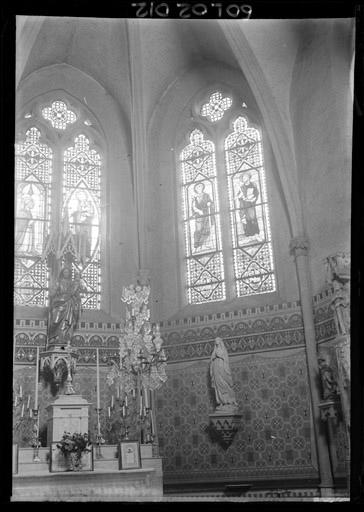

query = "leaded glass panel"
(41, 100), (77, 130)
(14, 127), (52, 305)
(225, 117), (275, 296)
(200, 92), (232, 123)
(180, 129), (225, 304)
(63, 134), (101, 309)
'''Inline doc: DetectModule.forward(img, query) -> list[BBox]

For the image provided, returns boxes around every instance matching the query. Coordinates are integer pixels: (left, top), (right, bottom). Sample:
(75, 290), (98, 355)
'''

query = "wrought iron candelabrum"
(106, 282), (167, 444)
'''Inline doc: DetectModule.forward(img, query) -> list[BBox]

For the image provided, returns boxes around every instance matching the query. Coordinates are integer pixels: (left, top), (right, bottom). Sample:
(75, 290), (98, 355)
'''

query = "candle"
(96, 348), (100, 409)
(144, 387), (149, 408)
(34, 346), (39, 410)
(111, 395), (114, 409)
(122, 405), (126, 417)
(139, 394), (143, 416)
(149, 390), (153, 409)
(19, 385), (22, 398)
(125, 394), (128, 407)
(21, 404), (24, 417)
(151, 411), (155, 436)
(14, 396), (18, 407)
(27, 395), (31, 409)
(108, 406), (111, 418)
(117, 386), (120, 399)
(29, 409), (32, 418)
(132, 388), (136, 398)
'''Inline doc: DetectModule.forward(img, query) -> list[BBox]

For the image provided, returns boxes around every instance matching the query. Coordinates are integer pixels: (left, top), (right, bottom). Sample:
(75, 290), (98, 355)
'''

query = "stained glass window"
(225, 117), (275, 296)
(200, 92), (232, 122)
(41, 100), (77, 130)
(14, 127), (52, 305)
(180, 129), (225, 304)
(63, 134), (101, 309)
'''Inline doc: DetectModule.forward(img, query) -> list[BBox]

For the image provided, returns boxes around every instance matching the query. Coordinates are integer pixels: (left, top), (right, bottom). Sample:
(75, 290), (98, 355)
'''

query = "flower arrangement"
(56, 431), (92, 456)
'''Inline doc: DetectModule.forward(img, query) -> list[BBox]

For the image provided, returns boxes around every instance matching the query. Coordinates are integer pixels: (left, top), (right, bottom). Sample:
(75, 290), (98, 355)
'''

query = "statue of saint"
(318, 353), (338, 400)
(210, 337), (238, 412)
(47, 267), (85, 345)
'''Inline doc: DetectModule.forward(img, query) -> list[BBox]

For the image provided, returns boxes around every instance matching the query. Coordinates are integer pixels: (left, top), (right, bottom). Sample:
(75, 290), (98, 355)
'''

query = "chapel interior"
(12, 15), (353, 501)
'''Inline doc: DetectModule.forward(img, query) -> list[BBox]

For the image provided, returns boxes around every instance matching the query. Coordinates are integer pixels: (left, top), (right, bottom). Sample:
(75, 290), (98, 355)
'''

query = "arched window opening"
(180, 129), (226, 304)
(63, 134), (102, 308)
(15, 99), (103, 310)
(225, 117), (276, 296)
(178, 91), (276, 306)
(14, 127), (53, 306)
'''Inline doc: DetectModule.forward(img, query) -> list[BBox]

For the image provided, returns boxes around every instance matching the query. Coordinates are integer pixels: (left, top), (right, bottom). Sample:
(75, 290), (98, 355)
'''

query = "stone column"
(289, 236), (334, 496)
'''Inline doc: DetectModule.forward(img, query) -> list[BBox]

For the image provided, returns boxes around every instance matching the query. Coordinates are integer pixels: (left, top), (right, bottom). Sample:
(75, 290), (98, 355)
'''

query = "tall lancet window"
(180, 129), (225, 304)
(225, 117), (275, 296)
(15, 98), (103, 309)
(63, 134), (101, 308)
(14, 127), (53, 305)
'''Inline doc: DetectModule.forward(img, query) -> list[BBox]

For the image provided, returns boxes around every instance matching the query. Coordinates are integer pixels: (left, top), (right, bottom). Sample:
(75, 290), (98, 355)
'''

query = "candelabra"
(106, 283), (167, 443)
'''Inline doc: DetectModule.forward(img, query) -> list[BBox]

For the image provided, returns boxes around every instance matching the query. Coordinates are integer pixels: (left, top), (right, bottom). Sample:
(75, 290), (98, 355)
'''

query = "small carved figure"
(318, 353), (338, 400)
(210, 337), (238, 411)
(48, 267), (85, 344)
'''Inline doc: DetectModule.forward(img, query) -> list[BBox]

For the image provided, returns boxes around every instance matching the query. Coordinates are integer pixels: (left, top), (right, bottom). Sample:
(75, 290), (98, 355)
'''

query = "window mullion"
(215, 131), (235, 302)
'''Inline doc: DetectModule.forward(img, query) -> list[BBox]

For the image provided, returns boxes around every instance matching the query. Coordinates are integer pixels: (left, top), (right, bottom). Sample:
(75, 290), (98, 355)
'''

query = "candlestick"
(96, 348), (100, 409)
(151, 410), (155, 436)
(34, 346), (39, 409)
(144, 387), (149, 408)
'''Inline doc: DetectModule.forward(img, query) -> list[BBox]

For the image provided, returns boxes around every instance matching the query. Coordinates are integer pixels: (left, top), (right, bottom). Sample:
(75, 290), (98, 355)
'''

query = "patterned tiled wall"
(154, 350), (318, 483)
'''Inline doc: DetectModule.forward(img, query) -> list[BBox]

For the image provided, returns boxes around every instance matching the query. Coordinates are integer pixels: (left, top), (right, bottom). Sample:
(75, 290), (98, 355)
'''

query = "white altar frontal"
(12, 444), (163, 501)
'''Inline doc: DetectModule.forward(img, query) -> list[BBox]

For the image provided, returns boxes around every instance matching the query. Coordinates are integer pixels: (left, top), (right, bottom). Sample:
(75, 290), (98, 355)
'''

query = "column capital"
(289, 236), (310, 257)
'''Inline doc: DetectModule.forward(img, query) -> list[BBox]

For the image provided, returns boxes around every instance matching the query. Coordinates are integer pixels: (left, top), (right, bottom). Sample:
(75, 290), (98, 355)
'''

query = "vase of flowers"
(56, 431), (92, 471)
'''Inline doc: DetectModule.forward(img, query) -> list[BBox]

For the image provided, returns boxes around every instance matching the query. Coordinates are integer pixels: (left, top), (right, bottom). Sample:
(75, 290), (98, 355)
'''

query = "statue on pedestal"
(318, 352), (338, 401)
(47, 267), (85, 345)
(325, 252), (350, 336)
(210, 337), (238, 412)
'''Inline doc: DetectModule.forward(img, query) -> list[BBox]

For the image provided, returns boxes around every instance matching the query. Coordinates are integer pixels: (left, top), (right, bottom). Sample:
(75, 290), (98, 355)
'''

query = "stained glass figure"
(41, 100), (77, 130)
(200, 92), (232, 123)
(225, 117), (275, 296)
(180, 129), (225, 304)
(14, 127), (52, 305)
(63, 134), (101, 309)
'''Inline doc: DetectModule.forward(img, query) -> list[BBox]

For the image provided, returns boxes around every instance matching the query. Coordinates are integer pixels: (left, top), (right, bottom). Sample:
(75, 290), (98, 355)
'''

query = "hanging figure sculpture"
(210, 337), (238, 412)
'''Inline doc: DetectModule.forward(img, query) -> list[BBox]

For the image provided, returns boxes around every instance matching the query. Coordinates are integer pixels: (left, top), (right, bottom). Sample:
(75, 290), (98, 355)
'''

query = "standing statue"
(325, 253), (350, 335)
(210, 337), (238, 412)
(318, 352), (338, 400)
(48, 267), (85, 345)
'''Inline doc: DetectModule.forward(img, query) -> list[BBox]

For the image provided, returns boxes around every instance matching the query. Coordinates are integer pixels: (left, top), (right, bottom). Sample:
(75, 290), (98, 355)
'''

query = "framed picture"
(50, 442), (94, 472)
(119, 441), (141, 470)
(12, 444), (18, 474)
